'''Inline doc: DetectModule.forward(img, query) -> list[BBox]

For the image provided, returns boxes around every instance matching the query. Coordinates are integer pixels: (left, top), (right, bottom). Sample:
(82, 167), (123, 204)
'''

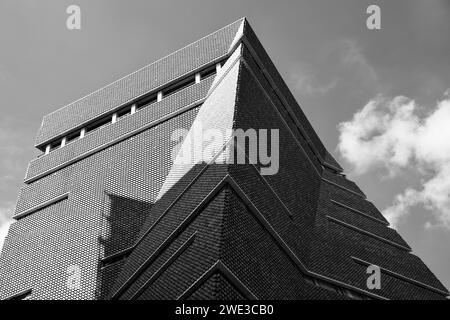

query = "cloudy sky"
(0, 0), (449, 289)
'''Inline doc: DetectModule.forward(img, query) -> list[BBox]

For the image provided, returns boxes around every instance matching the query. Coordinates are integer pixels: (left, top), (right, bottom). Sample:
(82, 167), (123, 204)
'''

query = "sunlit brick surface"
(0, 18), (447, 300)
(35, 19), (244, 147)
(0, 108), (199, 299)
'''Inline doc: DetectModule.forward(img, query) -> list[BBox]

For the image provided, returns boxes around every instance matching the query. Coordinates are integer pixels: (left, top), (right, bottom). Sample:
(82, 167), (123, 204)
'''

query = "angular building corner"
(0, 18), (448, 300)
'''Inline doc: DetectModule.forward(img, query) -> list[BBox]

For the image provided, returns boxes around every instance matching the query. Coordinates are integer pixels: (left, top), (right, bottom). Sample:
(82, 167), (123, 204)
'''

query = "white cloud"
(0, 221), (13, 253)
(0, 204), (14, 253)
(337, 91), (450, 229)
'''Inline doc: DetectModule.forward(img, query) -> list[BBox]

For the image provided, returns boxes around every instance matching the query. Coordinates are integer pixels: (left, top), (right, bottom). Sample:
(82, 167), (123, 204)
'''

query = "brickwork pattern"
(0, 108), (199, 300)
(1, 17), (448, 301)
(35, 19), (244, 146)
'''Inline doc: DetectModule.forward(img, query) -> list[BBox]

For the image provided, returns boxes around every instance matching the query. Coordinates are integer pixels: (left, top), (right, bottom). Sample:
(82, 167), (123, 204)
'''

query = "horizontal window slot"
(85, 116), (111, 134)
(49, 139), (61, 151)
(66, 130), (81, 144)
(25, 100), (204, 184)
(38, 58), (229, 157)
(116, 106), (132, 120)
(330, 199), (388, 225)
(136, 93), (157, 110)
(322, 177), (366, 198)
(200, 65), (217, 78)
(163, 76), (196, 98)
(323, 162), (343, 173)
(326, 215), (411, 251)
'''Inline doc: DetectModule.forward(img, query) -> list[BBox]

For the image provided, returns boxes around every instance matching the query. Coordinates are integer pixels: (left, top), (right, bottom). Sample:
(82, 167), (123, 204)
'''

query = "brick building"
(0, 18), (448, 300)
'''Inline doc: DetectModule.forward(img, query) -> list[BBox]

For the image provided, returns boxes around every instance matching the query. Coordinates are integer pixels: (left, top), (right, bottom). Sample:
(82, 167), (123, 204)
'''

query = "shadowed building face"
(0, 18), (448, 300)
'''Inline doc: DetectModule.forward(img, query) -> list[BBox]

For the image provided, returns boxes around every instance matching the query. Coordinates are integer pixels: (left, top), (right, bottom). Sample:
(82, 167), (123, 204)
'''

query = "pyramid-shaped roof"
(104, 19), (448, 300)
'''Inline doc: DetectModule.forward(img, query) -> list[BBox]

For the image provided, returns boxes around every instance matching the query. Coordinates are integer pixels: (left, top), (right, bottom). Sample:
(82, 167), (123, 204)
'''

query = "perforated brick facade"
(0, 18), (448, 300)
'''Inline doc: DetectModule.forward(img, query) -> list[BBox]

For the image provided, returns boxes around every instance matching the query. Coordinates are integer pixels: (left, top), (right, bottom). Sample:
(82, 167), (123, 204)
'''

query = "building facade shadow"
(97, 194), (152, 299)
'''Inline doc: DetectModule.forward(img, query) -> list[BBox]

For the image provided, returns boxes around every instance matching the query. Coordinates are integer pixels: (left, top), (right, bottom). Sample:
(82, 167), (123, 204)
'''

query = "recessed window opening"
(200, 65), (217, 79)
(49, 139), (61, 151)
(163, 76), (196, 98)
(66, 130), (81, 144)
(136, 93), (157, 110)
(40, 58), (229, 156)
(117, 106), (132, 120)
(85, 116), (111, 134)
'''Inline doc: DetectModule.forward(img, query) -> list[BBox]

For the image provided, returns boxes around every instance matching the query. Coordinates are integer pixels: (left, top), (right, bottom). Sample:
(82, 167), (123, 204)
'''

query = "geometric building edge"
(0, 17), (448, 300)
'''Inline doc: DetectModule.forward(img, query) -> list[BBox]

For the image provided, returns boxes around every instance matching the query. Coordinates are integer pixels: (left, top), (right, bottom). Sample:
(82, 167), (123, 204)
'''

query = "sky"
(0, 0), (449, 290)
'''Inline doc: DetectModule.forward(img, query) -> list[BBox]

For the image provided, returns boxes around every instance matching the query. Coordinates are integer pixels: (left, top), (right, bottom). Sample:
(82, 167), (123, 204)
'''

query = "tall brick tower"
(0, 18), (448, 300)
